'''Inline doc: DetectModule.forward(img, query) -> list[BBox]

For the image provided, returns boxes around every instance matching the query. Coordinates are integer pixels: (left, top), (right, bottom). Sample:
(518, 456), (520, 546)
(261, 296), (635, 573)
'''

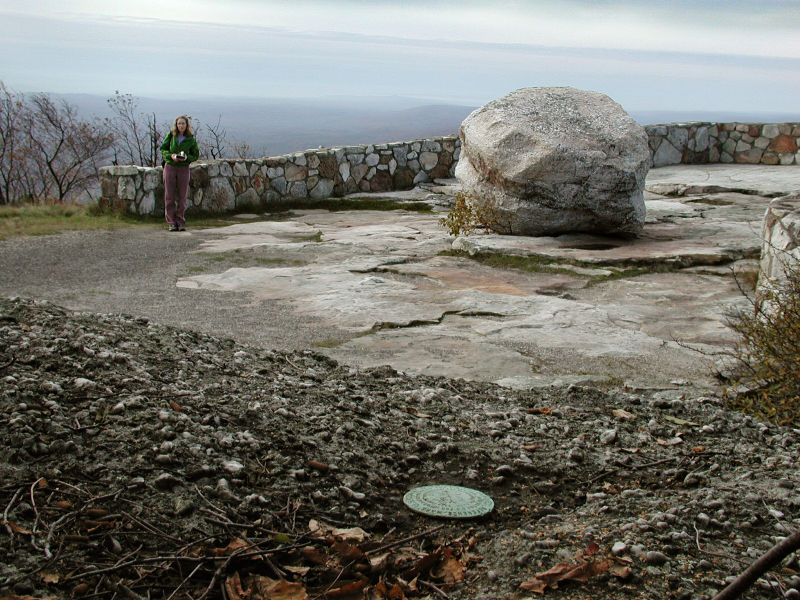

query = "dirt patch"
(2, 297), (800, 600)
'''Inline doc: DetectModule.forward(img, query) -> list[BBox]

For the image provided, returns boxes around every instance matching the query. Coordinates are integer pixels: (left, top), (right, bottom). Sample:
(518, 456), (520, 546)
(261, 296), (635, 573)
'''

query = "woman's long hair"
(171, 115), (193, 136)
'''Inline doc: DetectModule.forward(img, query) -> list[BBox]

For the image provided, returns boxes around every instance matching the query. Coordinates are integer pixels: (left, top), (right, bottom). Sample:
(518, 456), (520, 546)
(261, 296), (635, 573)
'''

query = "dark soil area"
(2, 297), (800, 600)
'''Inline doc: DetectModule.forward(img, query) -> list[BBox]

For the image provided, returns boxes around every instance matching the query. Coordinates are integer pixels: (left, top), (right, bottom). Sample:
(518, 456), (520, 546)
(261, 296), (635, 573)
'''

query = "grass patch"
(298, 230), (323, 243)
(0, 202), (148, 240)
(312, 338), (345, 348)
(440, 249), (679, 286)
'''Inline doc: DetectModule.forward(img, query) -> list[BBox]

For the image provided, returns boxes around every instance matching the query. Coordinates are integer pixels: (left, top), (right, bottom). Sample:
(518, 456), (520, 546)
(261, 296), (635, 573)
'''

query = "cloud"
(1, 3), (799, 114)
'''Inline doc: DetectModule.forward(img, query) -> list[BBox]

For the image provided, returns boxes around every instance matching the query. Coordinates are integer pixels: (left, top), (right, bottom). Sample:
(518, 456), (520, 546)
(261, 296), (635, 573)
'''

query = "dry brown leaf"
(333, 540), (364, 561)
(609, 564), (633, 579)
(224, 572), (247, 599)
(284, 565), (311, 576)
(308, 460), (330, 472)
(368, 581), (405, 600)
(519, 546), (613, 594)
(431, 547), (465, 584)
(300, 545), (327, 565)
(403, 547), (442, 578)
(528, 406), (553, 415)
(214, 537), (250, 557)
(39, 573), (60, 584)
(169, 400), (182, 412)
(656, 437), (683, 446)
(325, 580), (367, 599)
(612, 408), (635, 420)
(331, 526), (369, 542)
(621, 447), (640, 453)
(55, 501), (72, 510)
(693, 445), (707, 453)
(368, 552), (391, 572)
(5, 521), (32, 535)
(249, 575), (309, 600)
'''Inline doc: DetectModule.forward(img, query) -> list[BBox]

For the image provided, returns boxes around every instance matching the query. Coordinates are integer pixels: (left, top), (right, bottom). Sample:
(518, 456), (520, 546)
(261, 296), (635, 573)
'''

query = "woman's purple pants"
(163, 163), (190, 227)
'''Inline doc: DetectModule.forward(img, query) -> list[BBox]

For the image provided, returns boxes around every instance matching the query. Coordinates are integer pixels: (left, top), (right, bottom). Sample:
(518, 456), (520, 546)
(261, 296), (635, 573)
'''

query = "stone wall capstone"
(99, 123), (799, 216)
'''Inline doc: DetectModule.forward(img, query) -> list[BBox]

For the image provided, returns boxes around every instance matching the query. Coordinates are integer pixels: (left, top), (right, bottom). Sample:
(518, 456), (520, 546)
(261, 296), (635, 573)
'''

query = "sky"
(1, 0), (800, 115)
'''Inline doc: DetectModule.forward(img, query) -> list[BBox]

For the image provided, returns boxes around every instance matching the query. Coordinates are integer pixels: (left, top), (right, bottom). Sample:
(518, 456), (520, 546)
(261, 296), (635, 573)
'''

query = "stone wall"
(99, 123), (799, 216)
(646, 122), (800, 167)
(99, 136), (460, 216)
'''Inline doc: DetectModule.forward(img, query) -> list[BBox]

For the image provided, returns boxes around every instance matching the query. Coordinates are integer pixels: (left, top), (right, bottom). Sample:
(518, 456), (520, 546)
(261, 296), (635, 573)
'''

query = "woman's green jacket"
(160, 132), (200, 167)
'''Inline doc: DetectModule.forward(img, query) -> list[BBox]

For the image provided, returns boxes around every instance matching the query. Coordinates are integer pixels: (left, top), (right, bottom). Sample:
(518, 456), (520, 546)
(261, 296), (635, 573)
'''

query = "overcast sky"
(1, 0), (799, 114)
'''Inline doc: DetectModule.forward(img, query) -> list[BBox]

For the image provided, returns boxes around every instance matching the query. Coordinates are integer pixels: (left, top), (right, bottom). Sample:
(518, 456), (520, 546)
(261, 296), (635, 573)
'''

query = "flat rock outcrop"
(456, 86), (651, 236)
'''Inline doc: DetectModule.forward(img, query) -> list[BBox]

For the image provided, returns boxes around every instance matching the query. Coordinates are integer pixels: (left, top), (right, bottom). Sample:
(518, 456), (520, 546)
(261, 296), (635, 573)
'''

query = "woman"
(160, 115), (199, 231)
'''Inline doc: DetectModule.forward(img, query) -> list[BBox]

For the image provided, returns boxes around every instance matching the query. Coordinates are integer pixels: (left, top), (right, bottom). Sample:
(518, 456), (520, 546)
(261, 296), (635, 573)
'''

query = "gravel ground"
(2, 296), (800, 600)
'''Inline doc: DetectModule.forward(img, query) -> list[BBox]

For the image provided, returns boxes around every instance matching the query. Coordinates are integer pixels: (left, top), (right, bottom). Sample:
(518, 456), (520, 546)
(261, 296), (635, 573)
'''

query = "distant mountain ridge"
(57, 93), (799, 158)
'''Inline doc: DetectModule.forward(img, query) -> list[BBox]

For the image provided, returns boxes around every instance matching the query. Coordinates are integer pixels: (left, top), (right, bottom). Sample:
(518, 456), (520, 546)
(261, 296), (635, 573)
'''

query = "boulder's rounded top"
(462, 86), (644, 148)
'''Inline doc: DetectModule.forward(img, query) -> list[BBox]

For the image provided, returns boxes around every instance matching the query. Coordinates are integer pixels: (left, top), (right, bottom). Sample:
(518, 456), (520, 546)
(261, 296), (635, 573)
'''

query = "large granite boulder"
(456, 87), (651, 236)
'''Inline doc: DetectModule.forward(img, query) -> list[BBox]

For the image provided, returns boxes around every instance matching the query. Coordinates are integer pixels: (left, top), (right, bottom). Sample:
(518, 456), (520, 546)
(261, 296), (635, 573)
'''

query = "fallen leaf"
(224, 572), (247, 600)
(55, 501), (72, 510)
(368, 581), (406, 600)
(250, 575), (309, 600)
(521, 444), (540, 451)
(656, 437), (683, 446)
(528, 406), (553, 415)
(368, 552), (391, 572)
(301, 545), (327, 564)
(214, 537), (250, 557)
(609, 564), (633, 579)
(308, 460), (330, 472)
(331, 527), (369, 543)
(325, 580), (367, 599)
(621, 447), (640, 453)
(693, 446), (707, 453)
(431, 547), (465, 584)
(519, 545), (613, 595)
(403, 547), (442, 578)
(333, 540), (364, 561)
(283, 565), (311, 576)
(36, 478), (49, 489)
(39, 573), (60, 584)
(4, 521), (32, 535)
(169, 400), (182, 412)
(612, 408), (635, 420)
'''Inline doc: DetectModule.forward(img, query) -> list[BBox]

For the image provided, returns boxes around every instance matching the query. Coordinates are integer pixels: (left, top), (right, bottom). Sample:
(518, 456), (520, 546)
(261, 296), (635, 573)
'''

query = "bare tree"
(0, 82), (114, 204)
(0, 82), (26, 204)
(198, 115), (228, 159)
(106, 91), (163, 167)
(26, 94), (115, 203)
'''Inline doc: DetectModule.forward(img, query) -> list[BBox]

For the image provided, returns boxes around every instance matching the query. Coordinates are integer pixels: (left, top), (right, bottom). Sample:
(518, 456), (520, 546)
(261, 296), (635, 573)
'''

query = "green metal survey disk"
(403, 485), (494, 519)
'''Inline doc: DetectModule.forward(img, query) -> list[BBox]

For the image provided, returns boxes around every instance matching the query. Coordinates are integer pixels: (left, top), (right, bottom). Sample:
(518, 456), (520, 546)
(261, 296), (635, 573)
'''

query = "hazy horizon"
(38, 90), (799, 158)
(2, 1), (800, 119)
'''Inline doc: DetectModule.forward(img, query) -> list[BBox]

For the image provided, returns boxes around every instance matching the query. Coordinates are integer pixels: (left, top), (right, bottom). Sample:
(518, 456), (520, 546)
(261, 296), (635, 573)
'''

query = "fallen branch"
(713, 528), (800, 600)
